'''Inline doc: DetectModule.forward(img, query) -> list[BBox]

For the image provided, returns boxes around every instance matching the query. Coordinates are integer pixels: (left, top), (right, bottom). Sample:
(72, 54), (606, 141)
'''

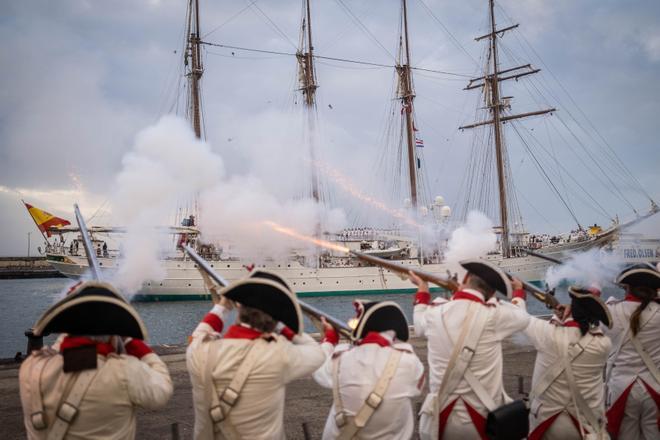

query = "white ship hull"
(46, 231), (612, 301)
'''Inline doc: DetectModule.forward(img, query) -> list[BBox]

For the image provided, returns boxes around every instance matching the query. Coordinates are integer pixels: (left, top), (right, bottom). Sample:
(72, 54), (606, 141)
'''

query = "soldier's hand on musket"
(219, 295), (235, 311)
(555, 303), (571, 321)
(511, 277), (523, 291)
(408, 270), (429, 293)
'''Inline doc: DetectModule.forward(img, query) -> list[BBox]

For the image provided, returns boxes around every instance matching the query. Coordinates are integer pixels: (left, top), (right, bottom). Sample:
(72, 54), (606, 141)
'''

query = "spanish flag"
(24, 202), (71, 237)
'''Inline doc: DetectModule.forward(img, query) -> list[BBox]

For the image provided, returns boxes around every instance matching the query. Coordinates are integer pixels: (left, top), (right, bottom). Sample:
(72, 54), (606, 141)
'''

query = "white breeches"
(618, 381), (658, 440)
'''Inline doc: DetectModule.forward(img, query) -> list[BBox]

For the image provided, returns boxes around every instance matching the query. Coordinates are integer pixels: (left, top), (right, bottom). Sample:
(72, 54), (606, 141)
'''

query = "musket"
(524, 249), (563, 265)
(516, 278), (559, 309)
(348, 250), (460, 292)
(183, 244), (353, 339)
(73, 203), (102, 280)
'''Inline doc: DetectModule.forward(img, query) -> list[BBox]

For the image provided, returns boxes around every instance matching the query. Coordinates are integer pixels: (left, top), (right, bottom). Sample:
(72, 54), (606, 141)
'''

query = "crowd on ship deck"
(17, 259), (660, 440)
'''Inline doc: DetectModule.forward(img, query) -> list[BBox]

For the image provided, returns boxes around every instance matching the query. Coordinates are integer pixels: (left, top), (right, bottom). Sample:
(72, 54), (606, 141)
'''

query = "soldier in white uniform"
(187, 276), (325, 440)
(410, 259), (530, 440)
(525, 287), (612, 440)
(313, 300), (425, 439)
(19, 281), (173, 440)
(605, 264), (660, 440)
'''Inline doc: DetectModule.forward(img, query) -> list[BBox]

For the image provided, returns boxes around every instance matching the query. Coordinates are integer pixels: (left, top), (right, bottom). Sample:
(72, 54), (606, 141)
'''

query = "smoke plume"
(545, 248), (624, 289)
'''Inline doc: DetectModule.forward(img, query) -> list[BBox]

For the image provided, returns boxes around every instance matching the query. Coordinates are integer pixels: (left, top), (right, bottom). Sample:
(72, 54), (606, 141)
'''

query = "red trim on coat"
(528, 412), (562, 440)
(322, 327), (339, 345)
(202, 312), (224, 333)
(452, 291), (485, 304)
(464, 400), (488, 440)
(607, 381), (636, 438)
(125, 339), (153, 359)
(223, 325), (264, 340)
(438, 398), (458, 440)
(624, 293), (642, 302)
(280, 326), (296, 341)
(357, 331), (391, 347)
(60, 336), (115, 356)
(512, 288), (526, 300)
(640, 379), (660, 431)
(415, 290), (431, 305)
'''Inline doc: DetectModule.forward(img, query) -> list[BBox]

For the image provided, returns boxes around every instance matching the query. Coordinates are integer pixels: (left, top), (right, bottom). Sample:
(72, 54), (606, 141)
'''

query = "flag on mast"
(415, 137), (424, 148)
(23, 202), (71, 237)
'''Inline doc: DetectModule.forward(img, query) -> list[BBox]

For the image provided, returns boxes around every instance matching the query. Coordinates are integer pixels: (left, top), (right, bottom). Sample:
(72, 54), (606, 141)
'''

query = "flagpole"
(22, 199), (49, 243)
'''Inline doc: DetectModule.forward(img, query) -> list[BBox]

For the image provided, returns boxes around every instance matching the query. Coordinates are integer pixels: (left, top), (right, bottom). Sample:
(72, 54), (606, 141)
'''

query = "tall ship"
(41, 0), (656, 300)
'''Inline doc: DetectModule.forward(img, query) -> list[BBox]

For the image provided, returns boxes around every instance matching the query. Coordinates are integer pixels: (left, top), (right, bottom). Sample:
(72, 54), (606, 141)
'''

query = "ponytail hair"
(629, 286), (656, 336)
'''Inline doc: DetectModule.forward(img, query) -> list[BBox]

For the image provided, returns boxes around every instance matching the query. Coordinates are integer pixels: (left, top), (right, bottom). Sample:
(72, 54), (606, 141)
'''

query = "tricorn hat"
(222, 278), (304, 334)
(352, 300), (409, 342)
(33, 281), (148, 339)
(568, 286), (612, 328)
(459, 259), (513, 298)
(616, 264), (660, 290)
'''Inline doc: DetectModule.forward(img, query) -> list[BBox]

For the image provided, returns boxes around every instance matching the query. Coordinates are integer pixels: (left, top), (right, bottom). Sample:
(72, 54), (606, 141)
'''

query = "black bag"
(485, 400), (529, 440)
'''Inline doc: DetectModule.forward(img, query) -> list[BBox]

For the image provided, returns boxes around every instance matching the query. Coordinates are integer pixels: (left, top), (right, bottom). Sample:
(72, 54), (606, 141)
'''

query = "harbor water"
(0, 277), (625, 358)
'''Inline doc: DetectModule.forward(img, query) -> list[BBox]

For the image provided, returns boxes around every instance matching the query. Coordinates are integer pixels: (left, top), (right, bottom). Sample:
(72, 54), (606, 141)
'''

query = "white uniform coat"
(19, 340), (173, 440)
(413, 289), (530, 439)
(313, 331), (425, 439)
(604, 298), (660, 440)
(186, 305), (326, 440)
(525, 316), (611, 440)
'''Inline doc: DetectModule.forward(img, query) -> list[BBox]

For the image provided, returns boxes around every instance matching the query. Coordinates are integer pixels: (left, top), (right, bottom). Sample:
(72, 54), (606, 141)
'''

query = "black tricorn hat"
(568, 286), (612, 328)
(222, 279), (304, 334)
(352, 300), (409, 342)
(33, 281), (148, 339)
(459, 259), (513, 298)
(616, 265), (660, 290)
(247, 268), (295, 293)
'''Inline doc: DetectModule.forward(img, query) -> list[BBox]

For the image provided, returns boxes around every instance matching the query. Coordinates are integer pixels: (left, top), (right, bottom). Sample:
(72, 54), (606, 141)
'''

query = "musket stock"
(183, 245), (353, 339)
(73, 203), (102, 280)
(349, 250), (459, 292)
(519, 279), (559, 309)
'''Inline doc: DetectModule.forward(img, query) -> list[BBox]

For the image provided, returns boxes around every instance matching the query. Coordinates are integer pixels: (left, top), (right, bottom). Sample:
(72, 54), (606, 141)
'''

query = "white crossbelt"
(207, 338), (266, 440)
(47, 368), (100, 440)
(332, 348), (403, 440)
(432, 301), (490, 414)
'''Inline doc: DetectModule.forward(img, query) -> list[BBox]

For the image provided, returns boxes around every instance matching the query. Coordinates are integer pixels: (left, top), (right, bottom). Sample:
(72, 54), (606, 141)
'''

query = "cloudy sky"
(1, 0), (659, 256)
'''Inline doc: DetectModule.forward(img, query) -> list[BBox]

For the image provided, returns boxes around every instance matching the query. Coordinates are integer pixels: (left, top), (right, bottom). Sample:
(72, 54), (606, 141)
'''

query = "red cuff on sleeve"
(125, 339), (153, 359)
(512, 289), (526, 300)
(323, 327), (339, 346)
(280, 326), (296, 341)
(414, 291), (431, 305)
(202, 313), (224, 333)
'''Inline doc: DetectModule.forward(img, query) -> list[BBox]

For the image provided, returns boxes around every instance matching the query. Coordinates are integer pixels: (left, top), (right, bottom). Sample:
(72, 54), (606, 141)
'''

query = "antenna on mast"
(459, 0), (555, 258)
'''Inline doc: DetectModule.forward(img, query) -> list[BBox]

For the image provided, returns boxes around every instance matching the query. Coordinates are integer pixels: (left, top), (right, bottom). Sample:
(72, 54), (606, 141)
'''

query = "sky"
(0, 0), (659, 256)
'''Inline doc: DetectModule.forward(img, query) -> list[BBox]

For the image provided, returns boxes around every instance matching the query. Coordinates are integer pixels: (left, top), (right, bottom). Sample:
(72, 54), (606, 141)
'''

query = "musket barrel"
(183, 245), (352, 339)
(524, 249), (562, 265)
(74, 203), (102, 280)
(349, 250), (459, 292)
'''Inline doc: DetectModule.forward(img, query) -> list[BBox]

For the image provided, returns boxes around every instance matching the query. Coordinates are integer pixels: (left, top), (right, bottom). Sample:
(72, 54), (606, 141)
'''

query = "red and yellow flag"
(24, 202), (71, 237)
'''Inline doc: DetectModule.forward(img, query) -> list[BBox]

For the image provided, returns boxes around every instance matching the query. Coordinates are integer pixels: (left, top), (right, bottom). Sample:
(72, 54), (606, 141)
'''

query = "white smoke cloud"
(544, 248), (625, 289)
(111, 115), (224, 294)
(444, 210), (497, 273)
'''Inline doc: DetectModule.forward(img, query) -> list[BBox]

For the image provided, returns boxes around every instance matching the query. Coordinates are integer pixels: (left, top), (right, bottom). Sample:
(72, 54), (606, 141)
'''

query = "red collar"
(561, 320), (581, 328)
(357, 331), (391, 347)
(224, 325), (268, 340)
(625, 293), (642, 303)
(452, 290), (486, 304)
(60, 336), (115, 356)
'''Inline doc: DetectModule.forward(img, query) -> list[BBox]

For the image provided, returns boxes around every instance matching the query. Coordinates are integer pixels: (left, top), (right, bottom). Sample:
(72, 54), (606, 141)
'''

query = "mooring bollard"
(24, 328), (43, 354)
(170, 422), (180, 440)
(301, 422), (311, 440)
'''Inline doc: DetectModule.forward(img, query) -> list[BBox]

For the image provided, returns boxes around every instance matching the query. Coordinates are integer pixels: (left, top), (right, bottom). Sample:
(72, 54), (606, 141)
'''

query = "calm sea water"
(0, 278), (624, 358)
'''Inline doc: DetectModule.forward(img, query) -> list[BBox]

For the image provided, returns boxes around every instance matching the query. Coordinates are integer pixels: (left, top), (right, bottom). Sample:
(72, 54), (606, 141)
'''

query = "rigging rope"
(200, 41), (472, 77)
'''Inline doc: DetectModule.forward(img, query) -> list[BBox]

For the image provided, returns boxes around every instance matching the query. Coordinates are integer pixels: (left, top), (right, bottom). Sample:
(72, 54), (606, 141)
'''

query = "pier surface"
(0, 337), (536, 439)
(0, 257), (64, 279)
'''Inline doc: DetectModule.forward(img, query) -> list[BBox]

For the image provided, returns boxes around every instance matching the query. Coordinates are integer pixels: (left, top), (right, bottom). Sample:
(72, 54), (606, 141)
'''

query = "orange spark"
(263, 220), (350, 253)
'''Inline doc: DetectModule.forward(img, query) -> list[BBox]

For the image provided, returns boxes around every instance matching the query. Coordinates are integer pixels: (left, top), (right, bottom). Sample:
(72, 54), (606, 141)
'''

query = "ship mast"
(396, 0), (418, 209)
(297, 0), (321, 202)
(459, 0), (555, 258)
(186, 0), (204, 140)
